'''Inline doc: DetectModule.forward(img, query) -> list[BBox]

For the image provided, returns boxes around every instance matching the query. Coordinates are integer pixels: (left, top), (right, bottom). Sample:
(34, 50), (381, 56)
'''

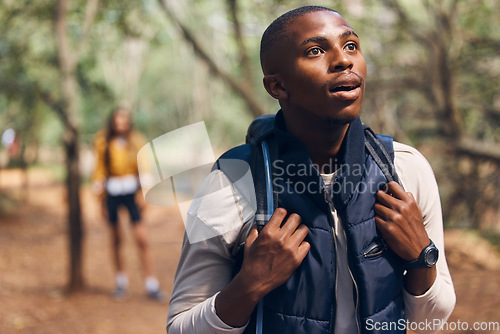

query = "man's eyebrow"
(341, 30), (358, 39)
(299, 36), (328, 46)
(299, 30), (359, 46)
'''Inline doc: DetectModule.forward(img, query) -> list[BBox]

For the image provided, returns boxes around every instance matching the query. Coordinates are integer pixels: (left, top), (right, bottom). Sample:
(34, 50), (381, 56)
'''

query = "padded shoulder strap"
(246, 114), (275, 144)
(211, 141), (272, 228)
(250, 141), (268, 231)
(363, 126), (402, 186)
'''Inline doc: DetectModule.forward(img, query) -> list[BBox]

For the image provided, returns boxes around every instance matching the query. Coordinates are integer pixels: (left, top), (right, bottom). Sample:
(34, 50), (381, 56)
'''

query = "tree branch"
(77, 0), (100, 58)
(56, 0), (75, 73)
(38, 89), (72, 131)
(0, 76), (72, 132)
(454, 138), (500, 163)
(380, 0), (429, 45)
(157, 0), (266, 118)
(227, 0), (253, 86)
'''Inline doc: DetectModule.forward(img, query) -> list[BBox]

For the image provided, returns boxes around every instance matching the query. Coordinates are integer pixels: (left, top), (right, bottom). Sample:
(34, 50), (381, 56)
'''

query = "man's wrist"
(232, 271), (269, 304)
(405, 239), (439, 270)
(215, 272), (266, 328)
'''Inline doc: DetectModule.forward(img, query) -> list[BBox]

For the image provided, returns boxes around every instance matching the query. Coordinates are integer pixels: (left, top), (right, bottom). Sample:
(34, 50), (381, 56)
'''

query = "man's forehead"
(285, 10), (353, 41)
(260, 8), (353, 74)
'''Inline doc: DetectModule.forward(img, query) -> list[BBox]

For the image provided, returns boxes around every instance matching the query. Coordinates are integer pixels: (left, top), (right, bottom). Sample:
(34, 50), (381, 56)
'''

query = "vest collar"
(333, 116), (366, 210)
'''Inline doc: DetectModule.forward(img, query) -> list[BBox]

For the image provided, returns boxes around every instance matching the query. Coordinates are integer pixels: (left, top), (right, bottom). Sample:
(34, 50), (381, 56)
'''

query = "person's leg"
(132, 221), (154, 277)
(124, 194), (164, 300)
(107, 195), (128, 298)
(132, 222), (164, 300)
(110, 224), (126, 276)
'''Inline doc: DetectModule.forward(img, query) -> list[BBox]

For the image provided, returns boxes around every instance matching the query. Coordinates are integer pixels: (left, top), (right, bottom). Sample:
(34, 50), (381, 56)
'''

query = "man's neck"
(283, 111), (350, 173)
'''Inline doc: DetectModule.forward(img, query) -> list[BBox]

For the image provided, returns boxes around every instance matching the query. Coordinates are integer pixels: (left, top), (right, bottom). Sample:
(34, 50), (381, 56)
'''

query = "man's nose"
(328, 49), (353, 72)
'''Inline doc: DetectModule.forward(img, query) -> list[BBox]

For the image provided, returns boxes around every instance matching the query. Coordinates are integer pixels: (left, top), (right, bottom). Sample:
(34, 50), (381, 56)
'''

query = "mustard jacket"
(92, 130), (147, 197)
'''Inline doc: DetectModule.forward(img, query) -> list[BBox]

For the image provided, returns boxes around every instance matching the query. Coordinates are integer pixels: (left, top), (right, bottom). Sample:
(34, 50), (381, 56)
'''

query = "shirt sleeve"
(394, 142), (456, 333)
(167, 170), (253, 334)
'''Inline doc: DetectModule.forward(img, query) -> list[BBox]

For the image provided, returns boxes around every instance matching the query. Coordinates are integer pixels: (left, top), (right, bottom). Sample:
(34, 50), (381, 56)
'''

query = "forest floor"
(0, 168), (499, 334)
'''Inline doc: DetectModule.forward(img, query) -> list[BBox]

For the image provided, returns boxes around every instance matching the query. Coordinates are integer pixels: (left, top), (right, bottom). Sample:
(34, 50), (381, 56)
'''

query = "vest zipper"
(323, 186), (337, 334)
(324, 181), (361, 334)
(333, 225), (339, 334)
(343, 227), (361, 334)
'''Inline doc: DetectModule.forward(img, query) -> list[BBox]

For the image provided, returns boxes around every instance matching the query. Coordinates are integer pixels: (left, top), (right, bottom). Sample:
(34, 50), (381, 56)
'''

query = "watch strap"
(404, 239), (438, 270)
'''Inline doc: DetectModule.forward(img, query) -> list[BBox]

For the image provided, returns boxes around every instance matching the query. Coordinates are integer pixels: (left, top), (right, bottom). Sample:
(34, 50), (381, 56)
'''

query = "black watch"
(404, 239), (439, 270)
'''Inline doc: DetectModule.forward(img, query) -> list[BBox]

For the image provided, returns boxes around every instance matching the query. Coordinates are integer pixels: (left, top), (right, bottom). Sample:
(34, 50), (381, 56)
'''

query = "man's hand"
(239, 208), (310, 296)
(375, 181), (436, 295)
(215, 208), (310, 327)
(374, 181), (429, 261)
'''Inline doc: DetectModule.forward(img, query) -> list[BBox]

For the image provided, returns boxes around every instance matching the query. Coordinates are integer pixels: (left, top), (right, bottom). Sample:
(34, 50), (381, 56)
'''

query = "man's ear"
(263, 74), (287, 100)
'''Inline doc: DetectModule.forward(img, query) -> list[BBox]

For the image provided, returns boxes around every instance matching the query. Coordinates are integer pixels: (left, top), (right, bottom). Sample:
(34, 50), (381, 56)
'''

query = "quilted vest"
(216, 112), (405, 334)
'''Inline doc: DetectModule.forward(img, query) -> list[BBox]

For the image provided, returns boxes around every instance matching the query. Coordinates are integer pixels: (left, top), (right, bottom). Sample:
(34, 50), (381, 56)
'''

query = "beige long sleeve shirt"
(167, 142), (456, 334)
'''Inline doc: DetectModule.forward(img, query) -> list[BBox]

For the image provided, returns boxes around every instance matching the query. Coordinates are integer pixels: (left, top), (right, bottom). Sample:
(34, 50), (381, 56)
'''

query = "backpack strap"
(363, 125), (402, 186)
(246, 114), (278, 231)
(246, 114), (275, 144)
(257, 140), (274, 231)
(245, 115), (278, 334)
(248, 140), (269, 232)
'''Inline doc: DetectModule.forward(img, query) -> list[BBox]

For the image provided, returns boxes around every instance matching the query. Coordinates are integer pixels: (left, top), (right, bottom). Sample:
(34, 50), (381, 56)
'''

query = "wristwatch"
(404, 239), (439, 270)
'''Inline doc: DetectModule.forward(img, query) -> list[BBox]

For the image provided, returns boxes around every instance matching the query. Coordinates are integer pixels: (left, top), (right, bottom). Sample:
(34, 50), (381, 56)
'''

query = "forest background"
(0, 0), (499, 333)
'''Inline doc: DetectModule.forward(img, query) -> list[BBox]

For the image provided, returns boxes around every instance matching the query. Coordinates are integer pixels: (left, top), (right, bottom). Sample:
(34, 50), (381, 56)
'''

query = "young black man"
(167, 6), (455, 334)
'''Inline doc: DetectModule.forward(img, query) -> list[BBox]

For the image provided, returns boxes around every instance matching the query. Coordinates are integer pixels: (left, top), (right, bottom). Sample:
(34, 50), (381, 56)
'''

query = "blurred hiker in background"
(92, 107), (164, 301)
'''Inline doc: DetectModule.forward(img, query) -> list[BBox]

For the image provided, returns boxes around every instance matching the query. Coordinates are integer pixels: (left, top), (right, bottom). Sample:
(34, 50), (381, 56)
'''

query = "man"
(167, 6), (455, 333)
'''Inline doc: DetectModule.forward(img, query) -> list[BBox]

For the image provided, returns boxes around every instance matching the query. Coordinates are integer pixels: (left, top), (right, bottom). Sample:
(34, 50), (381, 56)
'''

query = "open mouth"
(328, 76), (362, 100)
(330, 84), (359, 92)
(329, 73), (363, 95)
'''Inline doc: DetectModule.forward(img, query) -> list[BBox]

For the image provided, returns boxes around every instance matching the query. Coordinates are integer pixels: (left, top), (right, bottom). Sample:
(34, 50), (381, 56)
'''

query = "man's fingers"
(297, 241), (311, 259)
(262, 208), (303, 237)
(245, 227), (259, 250)
(377, 182), (409, 209)
(289, 223), (309, 245)
(382, 181), (407, 200)
(374, 202), (393, 221)
(374, 215), (392, 232)
(281, 213), (302, 234)
(257, 208), (307, 256)
(263, 208), (288, 231)
(376, 190), (393, 208)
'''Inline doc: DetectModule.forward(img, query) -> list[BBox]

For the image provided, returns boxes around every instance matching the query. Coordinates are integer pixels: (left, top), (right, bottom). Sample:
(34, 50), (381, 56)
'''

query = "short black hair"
(260, 6), (338, 74)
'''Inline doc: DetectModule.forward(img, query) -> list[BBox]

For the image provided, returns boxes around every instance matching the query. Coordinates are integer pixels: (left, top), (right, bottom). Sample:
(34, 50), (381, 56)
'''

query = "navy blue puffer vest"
(216, 112), (405, 334)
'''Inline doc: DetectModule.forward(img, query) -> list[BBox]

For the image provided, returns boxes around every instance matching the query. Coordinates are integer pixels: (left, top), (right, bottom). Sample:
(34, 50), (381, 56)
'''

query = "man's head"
(260, 6), (367, 126)
(260, 6), (338, 75)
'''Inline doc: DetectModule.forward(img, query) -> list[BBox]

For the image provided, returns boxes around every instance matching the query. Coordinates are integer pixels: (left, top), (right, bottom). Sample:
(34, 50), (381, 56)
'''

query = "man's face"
(277, 11), (367, 124)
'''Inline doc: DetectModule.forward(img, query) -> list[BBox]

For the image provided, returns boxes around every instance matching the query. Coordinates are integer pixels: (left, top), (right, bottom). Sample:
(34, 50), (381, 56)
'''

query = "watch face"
(425, 248), (439, 266)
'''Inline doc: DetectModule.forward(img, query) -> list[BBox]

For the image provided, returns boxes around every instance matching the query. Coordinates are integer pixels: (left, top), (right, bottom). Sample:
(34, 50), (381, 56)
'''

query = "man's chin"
(323, 111), (360, 126)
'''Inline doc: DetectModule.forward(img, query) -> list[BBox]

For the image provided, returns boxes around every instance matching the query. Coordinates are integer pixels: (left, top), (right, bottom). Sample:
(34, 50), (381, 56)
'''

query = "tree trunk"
(64, 127), (84, 292)
(56, 0), (87, 293)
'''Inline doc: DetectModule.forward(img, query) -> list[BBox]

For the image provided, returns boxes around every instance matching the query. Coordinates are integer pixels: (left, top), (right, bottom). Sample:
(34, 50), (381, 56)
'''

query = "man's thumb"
(245, 226), (259, 250)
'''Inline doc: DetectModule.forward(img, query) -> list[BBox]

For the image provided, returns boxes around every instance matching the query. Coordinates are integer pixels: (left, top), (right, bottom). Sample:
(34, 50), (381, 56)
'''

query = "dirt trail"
(0, 168), (499, 334)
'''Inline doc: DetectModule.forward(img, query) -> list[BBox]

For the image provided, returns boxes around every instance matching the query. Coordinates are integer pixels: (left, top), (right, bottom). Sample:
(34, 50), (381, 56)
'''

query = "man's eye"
(306, 47), (323, 56)
(344, 42), (358, 51)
